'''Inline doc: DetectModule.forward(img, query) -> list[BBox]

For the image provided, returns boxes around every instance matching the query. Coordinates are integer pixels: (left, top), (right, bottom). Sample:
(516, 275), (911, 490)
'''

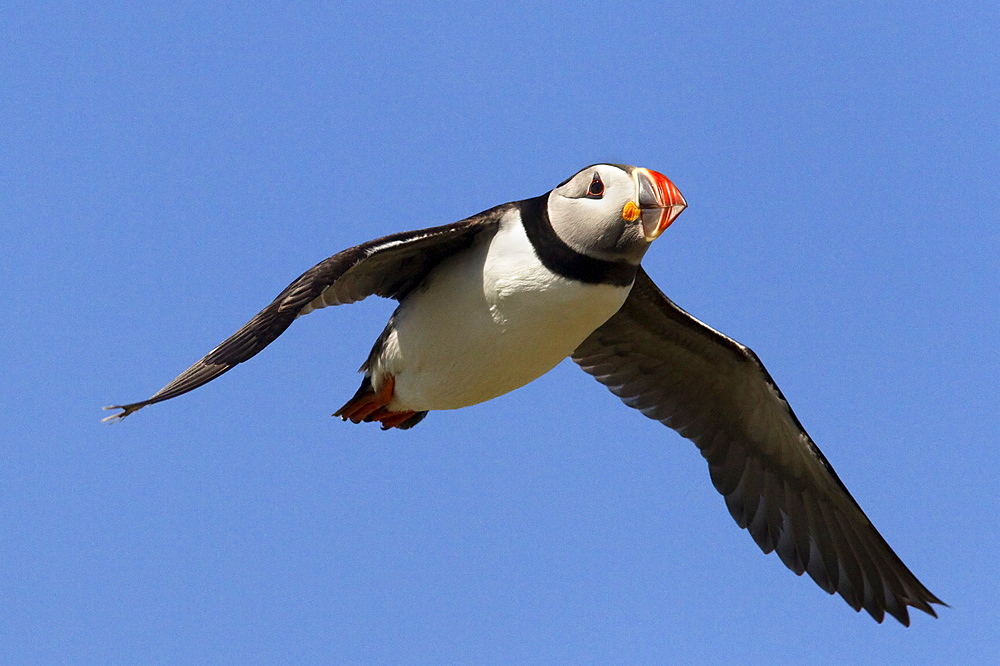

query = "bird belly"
(372, 223), (632, 412)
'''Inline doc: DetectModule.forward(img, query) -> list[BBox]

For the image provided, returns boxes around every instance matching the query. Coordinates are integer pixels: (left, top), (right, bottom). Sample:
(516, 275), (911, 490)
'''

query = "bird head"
(547, 164), (687, 264)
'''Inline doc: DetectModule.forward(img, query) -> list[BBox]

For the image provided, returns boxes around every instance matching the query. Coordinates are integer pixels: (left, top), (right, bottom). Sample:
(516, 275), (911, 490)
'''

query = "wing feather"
(103, 206), (506, 420)
(572, 267), (944, 624)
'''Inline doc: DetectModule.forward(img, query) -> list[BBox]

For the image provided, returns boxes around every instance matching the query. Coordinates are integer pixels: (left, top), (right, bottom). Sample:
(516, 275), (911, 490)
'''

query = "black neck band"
(518, 195), (637, 287)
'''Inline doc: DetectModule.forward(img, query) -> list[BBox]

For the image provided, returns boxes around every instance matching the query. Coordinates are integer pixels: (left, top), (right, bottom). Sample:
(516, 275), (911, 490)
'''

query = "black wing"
(103, 206), (508, 421)
(572, 267), (944, 625)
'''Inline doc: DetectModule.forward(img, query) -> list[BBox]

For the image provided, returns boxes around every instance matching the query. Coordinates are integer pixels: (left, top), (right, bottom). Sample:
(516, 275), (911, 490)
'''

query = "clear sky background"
(4, 2), (998, 663)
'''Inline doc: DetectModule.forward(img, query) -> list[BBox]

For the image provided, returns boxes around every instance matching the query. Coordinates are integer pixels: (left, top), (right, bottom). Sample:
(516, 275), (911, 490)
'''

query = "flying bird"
(104, 164), (943, 625)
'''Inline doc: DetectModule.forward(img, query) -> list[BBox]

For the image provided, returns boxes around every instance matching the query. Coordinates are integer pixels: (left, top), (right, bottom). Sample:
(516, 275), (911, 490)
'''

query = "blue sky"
(4, 1), (998, 662)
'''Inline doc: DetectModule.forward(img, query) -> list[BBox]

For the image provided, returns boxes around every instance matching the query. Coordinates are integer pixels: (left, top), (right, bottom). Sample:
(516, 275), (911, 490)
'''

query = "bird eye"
(586, 174), (604, 199)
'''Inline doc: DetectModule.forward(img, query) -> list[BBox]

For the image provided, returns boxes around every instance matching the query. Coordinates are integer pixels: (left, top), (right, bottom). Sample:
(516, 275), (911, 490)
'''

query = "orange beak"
(635, 168), (687, 241)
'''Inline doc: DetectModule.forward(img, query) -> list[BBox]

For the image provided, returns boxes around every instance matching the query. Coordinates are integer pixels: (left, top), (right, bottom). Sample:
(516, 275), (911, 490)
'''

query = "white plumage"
(376, 209), (631, 411)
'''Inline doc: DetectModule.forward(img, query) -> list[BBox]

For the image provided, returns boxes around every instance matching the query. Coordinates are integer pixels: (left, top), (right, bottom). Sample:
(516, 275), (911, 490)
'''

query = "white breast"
(371, 214), (632, 412)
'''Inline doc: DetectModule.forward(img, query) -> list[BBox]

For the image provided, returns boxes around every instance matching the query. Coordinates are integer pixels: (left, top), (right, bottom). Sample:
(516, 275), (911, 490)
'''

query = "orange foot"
(333, 374), (418, 430)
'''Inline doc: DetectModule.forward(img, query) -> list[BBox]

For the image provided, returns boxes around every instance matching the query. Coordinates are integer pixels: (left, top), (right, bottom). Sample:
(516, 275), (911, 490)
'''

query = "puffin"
(104, 163), (944, 625)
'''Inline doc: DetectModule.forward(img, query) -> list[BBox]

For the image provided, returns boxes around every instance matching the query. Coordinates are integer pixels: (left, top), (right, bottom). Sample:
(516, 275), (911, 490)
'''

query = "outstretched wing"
(572, 267), (944, 625)
(103, 206), (508, 421)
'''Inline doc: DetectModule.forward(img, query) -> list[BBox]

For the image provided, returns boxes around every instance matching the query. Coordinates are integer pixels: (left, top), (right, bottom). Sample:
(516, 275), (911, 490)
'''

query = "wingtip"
(101, 403), (143, 423)
(880, 592), (947, 626)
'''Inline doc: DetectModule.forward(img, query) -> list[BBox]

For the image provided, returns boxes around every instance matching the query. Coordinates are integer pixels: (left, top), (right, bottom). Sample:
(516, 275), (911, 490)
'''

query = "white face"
(546, 164), (651, 264)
